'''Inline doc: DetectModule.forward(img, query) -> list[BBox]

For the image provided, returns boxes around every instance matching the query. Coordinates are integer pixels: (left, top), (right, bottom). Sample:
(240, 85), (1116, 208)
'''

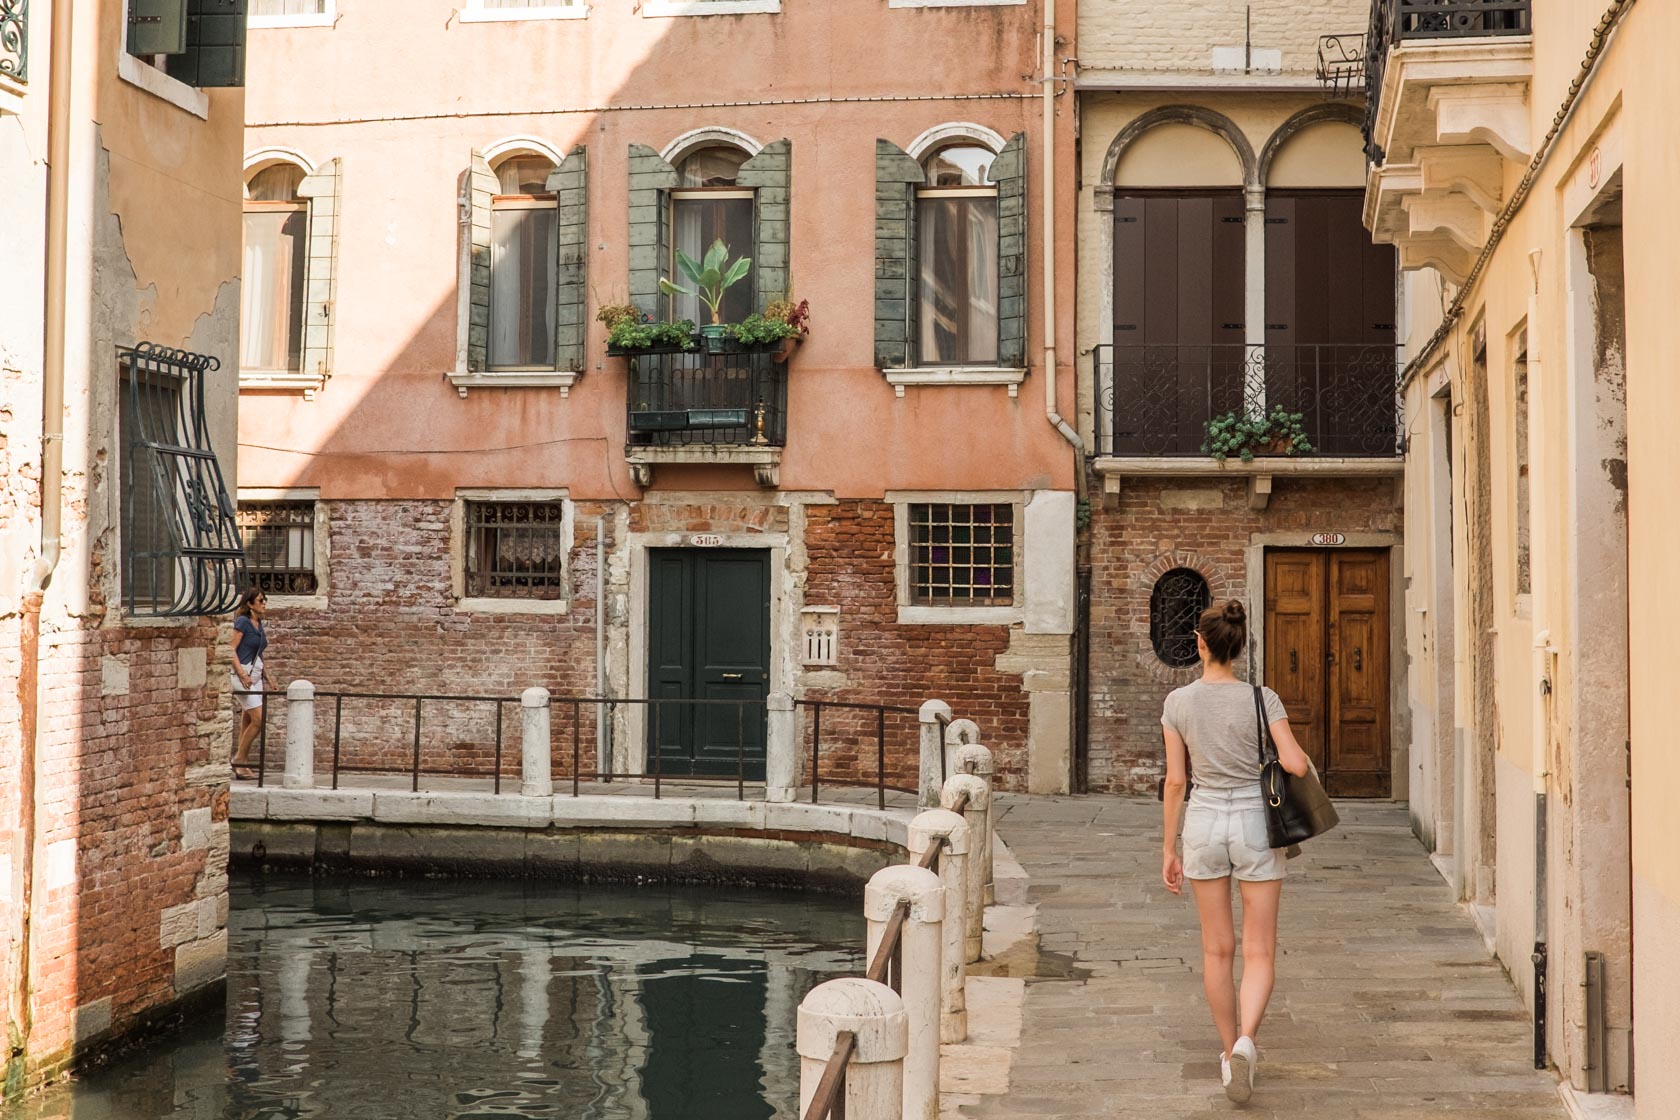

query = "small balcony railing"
(1362, 0), (1532, 160)
(1095, 343), (1402, 458)
(1, 0), (26, 84)
(621, 344), (788, 450)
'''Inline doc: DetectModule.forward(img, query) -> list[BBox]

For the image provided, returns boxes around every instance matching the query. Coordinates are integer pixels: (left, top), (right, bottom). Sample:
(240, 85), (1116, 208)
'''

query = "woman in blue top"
(230, 588), (272, 780)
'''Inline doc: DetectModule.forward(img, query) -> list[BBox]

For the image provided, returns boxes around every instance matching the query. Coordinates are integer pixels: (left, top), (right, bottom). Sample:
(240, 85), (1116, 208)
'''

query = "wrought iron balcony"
(1095, 343), (1402, 459)
(619, 342), (789, 487)
(1, 0), (26, 85)
(1363, 0), (1532, 161)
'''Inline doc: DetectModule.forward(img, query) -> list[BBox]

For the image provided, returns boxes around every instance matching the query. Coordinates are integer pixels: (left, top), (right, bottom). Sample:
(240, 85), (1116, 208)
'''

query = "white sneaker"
(1220, 1051), (1234, 1095)
(1226, 1035), (1257, 1103)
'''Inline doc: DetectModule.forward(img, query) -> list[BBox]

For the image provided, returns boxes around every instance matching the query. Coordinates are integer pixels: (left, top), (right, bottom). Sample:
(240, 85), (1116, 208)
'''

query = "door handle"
(1289, 649), (1298, 673)
(1353, 647), (1363, 672)
(721, 672), (744, 680)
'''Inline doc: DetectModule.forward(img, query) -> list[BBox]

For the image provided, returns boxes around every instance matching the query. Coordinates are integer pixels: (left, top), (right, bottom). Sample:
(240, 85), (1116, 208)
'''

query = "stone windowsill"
(250, 11), (338, 28)
(1093, 455), (1404, 477)
(117, 52), (209, 119)
(890, 0), (1025, 6)
(457, 4), (588, 22)
(263, 595), (330, 612)
(240, 370), (328, 399)
(456, 597), (571, 616)
(883, 366), (1027, 397)
(0, 74), (25, 116)
(896, 605), (1022, 627)
(448, 369), (580, 397)
(625, 445), (782, 488)
(640, 0), (779, 14)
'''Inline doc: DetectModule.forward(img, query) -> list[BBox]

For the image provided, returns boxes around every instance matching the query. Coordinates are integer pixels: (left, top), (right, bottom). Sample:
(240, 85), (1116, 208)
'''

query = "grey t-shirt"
(1161, 679), (1287, 790)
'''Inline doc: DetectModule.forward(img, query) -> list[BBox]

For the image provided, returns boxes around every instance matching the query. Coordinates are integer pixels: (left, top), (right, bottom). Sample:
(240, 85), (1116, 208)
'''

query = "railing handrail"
(801, 1030), (857, 1120)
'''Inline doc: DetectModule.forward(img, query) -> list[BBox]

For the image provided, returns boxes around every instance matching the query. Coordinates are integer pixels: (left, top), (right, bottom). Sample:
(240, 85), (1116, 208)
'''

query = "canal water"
(6, 873), (864, 1120)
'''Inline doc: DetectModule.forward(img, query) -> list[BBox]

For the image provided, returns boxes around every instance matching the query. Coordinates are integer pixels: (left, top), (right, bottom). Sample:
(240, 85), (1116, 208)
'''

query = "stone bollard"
(916, 700), (953, 808)
(908, 808), (970, 1042)
(520, 687), (552, 797)
(941, 773), (989, 965)
(942, 719), (981, 778)
(864, 866), (944, 1120)
(952, 743), (996, 905)
(797, 977), (907, 1120)
(283, 680), (315, 790)
(765, 691), (797, 804)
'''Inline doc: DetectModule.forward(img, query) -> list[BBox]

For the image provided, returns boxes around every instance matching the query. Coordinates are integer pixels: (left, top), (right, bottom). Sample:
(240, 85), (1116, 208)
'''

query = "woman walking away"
(230, 588), (272, 781)
(1160, 600), (1312, 1105)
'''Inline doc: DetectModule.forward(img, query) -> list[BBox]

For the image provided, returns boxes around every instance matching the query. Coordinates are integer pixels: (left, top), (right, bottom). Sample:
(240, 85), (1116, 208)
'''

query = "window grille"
(1150, 568), (1212, 668)
(119, 343), (245, 617)
(909, 503), (1014, 606)
(465, 501), (567, 599)
(238, 501), (318, 595)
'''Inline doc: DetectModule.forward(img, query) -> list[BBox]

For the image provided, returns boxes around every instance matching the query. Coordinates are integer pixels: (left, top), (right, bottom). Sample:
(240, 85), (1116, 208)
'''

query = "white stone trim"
(905, 122), (1008, 160)
(660, 126), (766, 163)
(448, 370), (580, 397)
(459, 2), (588, 22)
(244, 146), (316, 175)
(117, 51), (209, 120)
(458, 597), (572, 615)
(449, 489), (573, 607)
(0, 74), (26, 117)
(892, 0), (1025, 6)
(886, 490), (1027, 627)
(249, 2), (337, 29)
(640, 0), (781, 15)
(883, 366), (1025, 396)
(483, 135), (567, 166)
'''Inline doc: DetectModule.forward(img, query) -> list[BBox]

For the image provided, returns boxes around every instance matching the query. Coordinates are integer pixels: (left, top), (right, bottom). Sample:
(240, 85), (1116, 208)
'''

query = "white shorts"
(231, 657), (264, 711)
(1181, 786), (1286, 882)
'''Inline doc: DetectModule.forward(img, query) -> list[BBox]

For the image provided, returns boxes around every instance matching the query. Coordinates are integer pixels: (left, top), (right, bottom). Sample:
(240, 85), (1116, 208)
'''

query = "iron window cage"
(465, 500), (567, 599)
(1149, 568), (1212, 668)
(1, 0), (26, 84)
(909, 503), (1014, 607)
(237, 500), (318, 595)
(119, 343), (246, 618)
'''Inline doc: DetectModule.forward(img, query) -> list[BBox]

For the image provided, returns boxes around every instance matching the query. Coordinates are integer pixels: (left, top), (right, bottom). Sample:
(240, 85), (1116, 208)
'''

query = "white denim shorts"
(231, 657), (264, 711)
(1181, 785), (1285, 882)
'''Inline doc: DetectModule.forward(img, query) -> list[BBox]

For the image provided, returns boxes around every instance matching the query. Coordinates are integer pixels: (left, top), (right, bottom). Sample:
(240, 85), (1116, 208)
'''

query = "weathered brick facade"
(1085, 475), (1401, 793)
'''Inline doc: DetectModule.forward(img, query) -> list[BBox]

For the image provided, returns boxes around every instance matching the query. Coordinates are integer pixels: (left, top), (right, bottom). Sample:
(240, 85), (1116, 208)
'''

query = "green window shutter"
(548, 147), (589, 372)
(874, 139), (923, 370)
(737, 139), (791, 310)
(990, 132), (1028, 368)
(627, 144), (679, 319)
(462, 150), (496, 373)
(128, 0), (189, 57)
(166, 0), (247, 88)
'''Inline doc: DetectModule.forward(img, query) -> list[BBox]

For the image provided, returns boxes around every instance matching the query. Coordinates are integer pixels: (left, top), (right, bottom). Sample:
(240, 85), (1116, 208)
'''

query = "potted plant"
(659, 238), (751, 353)
(762, 297), (810, 363)
(599, 304), (699, 355)
(1201, 406), (1313, 463)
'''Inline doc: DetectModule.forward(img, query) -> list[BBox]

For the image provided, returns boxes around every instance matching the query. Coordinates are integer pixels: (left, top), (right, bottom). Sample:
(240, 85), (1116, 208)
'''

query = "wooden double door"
(647, 548), (771, 779)
(1263, 549), (1391, 797)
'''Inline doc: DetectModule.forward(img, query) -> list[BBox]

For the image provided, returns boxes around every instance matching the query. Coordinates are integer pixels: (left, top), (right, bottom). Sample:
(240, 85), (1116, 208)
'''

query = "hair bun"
(1222, 599), (1246, 624)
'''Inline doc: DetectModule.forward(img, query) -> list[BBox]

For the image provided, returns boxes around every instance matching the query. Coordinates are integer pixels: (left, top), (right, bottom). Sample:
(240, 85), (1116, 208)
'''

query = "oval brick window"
(1150, 568), (1212, 668)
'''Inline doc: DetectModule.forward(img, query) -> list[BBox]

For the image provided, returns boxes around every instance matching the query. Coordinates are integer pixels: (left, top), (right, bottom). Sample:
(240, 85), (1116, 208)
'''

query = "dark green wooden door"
(647, 549), (770, 778)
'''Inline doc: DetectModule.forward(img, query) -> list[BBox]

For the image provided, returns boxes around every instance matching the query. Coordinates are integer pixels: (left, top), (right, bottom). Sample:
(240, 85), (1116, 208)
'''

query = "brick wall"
(1086, 475), (1400, 793)
(1079, 0), (1370, 75)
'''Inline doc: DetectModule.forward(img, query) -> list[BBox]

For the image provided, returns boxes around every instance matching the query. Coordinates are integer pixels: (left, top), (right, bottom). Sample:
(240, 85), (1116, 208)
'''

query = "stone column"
(941, 773), (989, 964)
(766, 691), (797, 804)
(907, 808), (970, 1042)
(953, 743), (996, 904)
(864, 865), (945, 1120)
(521, 687), (552, 797)
(916, 700), (953, 808)
(283, 679), (315, 790)
(797, 977), (907, 1120)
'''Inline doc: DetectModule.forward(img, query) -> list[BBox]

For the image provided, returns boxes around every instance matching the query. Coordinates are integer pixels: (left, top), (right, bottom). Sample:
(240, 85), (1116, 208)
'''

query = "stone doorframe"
(621, 531), (794, 779)
(1244, 531), (1409, 800)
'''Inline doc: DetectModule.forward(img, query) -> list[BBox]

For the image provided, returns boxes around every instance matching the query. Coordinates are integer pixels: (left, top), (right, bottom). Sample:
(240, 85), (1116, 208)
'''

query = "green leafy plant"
(1201, 406), (1313, 463)
(764, 297), (811, 336)
(725, 313), (801, 346)
(596, 303), (639, 330)
(659, 239), (751, 325)
(606, 315), (697, 351)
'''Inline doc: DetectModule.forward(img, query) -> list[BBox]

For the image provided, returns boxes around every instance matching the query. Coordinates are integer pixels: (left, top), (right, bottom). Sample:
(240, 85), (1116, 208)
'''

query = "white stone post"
(864, 865), (944, 1120)
(953, 743), (996, 905)
(521, 687), (552, 797)
(907, 808), (970, 1042)
(941, 773), (989, 965)
(283, 680), (315, 790)
(942, 719), (981, 780)
(766, 691), (797, 803)
(797, 977), (907, 1120)
(916, 700), (952, 808)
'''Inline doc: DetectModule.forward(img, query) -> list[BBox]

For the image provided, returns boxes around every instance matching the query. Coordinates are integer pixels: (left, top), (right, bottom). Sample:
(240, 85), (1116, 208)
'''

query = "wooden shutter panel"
(874, 139), (922, 369)
(627, 145), (679, 319)
(128, 0), (189, 56)
(548, 147), (589, 372)
(989, 132), (1027, 367)
(461, 150), (496, 373)
(737, 139), (791, 310)
(167, 0), (247, 88)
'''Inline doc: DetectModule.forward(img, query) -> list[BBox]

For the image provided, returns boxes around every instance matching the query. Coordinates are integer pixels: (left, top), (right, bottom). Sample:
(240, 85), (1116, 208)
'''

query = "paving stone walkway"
(976, 796), (1567, 1119)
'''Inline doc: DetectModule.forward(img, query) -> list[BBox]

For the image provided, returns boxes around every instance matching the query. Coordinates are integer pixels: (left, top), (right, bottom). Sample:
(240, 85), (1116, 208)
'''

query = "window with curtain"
(670, 146), (754, 325)
(240, 163), (308, 374)
(917, 144), (999, 366)
(489, 154), (558, 369)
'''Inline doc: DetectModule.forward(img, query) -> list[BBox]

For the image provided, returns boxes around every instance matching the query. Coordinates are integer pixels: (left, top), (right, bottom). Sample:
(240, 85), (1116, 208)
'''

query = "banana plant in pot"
(659, 238), (752, 353)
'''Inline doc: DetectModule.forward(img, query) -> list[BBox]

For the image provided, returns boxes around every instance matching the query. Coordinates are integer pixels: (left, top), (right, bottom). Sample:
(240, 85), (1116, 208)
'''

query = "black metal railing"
(1, 0), (25, 84)
(1095, 343), (1402, 458)
(1363, 0), (1532, 160)
(623, 345), (788, 449)
(1316, 32), (1367, 96)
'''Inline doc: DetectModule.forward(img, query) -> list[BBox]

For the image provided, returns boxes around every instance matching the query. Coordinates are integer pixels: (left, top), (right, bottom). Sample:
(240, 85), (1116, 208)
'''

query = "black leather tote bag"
(1253, 685), (1340, 848)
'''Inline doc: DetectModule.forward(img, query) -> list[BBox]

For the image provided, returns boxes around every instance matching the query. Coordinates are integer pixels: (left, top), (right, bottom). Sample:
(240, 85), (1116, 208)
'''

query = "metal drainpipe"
(13, 0), (75, 1066)
(596, 515), (609, 776)
(1040, 0), (1081, 463)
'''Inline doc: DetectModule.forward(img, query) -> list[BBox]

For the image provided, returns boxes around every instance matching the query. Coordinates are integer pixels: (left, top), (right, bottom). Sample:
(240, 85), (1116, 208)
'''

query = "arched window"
(489, 153), (558, 369)
(1150, 568), (1212, 668)
(669, 145), (754, 325)
(241, 163), (308, 375)
(917, 144), (998, 365)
